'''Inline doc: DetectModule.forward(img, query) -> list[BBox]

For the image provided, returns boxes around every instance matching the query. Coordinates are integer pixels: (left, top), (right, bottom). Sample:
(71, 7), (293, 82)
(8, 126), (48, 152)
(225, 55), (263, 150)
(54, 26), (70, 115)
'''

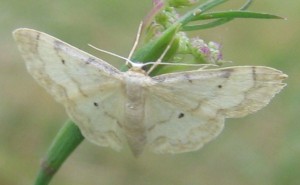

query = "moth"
(13, 28), (287, 156)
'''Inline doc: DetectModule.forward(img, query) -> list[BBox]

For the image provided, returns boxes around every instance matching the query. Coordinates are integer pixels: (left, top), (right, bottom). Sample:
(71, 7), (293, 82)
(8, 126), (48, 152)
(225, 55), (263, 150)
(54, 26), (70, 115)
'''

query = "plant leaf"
(179, 0), (229, 25)
(191, 11), (283, 21)
(182, 11), (283, 31)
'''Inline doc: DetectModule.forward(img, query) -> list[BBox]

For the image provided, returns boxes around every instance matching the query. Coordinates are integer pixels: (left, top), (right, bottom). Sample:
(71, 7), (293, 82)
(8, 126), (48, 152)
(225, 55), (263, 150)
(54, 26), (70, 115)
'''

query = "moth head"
(128, 63), (148, 75)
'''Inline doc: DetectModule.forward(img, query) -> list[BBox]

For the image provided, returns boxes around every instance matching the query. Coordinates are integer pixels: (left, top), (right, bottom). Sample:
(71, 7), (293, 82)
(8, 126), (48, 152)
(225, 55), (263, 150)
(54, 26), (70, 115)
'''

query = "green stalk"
(34, 120), (84, 185)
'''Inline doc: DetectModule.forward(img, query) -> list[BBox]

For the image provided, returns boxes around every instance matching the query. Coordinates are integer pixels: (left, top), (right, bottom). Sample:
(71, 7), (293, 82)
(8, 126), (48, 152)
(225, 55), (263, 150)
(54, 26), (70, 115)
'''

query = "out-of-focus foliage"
(0, 0), (298, 185)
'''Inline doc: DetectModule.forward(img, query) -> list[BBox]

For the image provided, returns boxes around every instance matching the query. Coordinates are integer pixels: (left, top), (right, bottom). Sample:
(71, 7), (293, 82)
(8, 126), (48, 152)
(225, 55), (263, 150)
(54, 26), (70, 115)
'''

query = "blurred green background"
(0, 0), (298, 185)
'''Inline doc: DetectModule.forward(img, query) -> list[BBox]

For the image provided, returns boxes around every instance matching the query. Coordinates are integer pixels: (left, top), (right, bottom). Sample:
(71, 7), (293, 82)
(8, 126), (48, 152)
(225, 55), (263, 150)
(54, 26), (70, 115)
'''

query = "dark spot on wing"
(252, 66), (257, 80)
(33, 33), (41, 53)
(220, 69), (232, 78)
(116, 120), (123, 128)
(53, 40), (63, 50)
(178, 113), (184, 119)
(218, 84), (222, 89)
(86, 57), (95, 65)
(36, 32), (40, 40)
(184, 73), (193, 83)
(93, 102), (98, 107)
(153, 76), (166, 83)
(53, 40), (68, 63)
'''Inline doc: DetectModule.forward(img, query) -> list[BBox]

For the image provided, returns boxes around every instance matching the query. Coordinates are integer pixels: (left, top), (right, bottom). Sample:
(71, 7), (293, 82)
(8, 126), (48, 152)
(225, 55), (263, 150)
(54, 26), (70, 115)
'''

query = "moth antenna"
(89, 22), (144, 68)
(88, 44), (135, 67)
(127, 21), (143, 64)
(143, 62), (218, 68)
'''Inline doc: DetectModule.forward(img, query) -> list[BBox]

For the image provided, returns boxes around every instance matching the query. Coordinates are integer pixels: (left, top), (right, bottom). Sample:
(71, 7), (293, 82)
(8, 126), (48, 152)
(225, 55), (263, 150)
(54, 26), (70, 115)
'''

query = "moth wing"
(13, 28), (126, 150)
(145, 66), (287, 153)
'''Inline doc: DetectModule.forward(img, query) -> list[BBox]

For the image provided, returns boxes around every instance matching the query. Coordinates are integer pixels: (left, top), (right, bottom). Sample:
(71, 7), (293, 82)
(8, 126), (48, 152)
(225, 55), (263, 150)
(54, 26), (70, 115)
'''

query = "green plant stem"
(34, 120), (84, 185)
